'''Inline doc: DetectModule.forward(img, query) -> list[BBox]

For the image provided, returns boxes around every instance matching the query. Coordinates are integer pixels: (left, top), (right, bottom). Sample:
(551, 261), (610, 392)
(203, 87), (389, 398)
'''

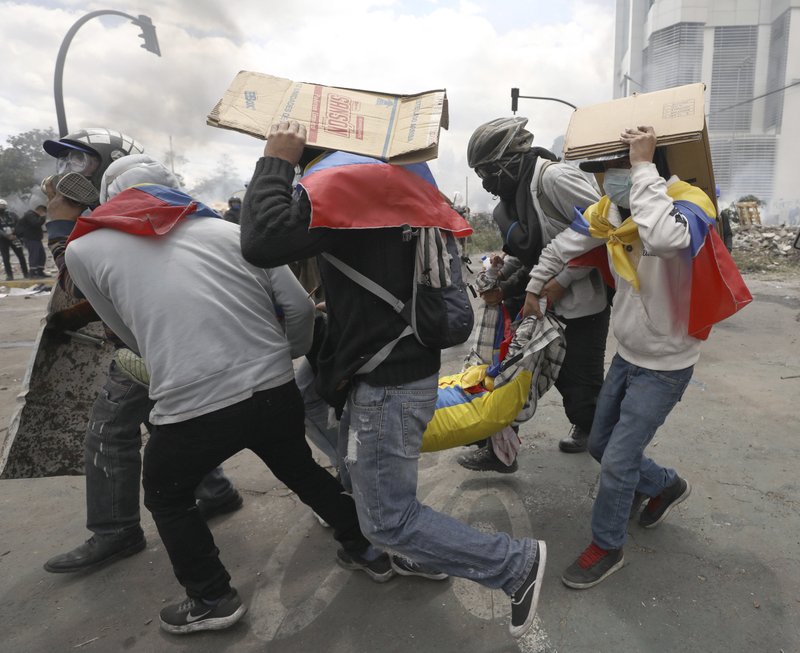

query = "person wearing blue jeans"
(587, 355), (693, 552)
(239, 120), (548, 640)
(525, 124), (749, 588)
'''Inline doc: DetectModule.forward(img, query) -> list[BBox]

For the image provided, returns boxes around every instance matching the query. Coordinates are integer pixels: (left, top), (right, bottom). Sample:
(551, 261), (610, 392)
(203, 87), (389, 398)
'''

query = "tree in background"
(0, 128), (58, 200)
(464, 210), (503, 255)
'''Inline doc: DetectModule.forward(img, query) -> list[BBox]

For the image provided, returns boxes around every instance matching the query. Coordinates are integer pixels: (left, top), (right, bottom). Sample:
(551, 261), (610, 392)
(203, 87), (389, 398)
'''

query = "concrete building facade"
(613, 0), (800, 222)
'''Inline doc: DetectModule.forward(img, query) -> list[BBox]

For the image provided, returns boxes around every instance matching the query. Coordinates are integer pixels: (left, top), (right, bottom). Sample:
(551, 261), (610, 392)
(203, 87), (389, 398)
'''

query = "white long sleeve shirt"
(66, 217), (315, 424)
(527, 162), (702, 370)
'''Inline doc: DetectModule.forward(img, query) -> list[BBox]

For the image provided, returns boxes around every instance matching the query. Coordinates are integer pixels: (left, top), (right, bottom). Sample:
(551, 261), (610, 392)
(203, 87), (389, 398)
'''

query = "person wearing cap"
(0, 199), (29, 280)
(523, 125), (746, 589)
(40, 131), (243, 576)
(464, 117), (610, 470)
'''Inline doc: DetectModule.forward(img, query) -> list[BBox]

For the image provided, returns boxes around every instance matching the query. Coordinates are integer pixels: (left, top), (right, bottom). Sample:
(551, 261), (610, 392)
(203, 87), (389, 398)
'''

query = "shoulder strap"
(535, 161), (568, 224)
(321, 252), (405, 313)
(320, 252), (413, 374)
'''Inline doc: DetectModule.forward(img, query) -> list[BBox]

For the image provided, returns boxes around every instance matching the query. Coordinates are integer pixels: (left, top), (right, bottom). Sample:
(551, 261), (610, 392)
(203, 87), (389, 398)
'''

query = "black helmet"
(43, 128), (145, 191)
(228, 196), (242, 206)
(467, 117), (533, 169)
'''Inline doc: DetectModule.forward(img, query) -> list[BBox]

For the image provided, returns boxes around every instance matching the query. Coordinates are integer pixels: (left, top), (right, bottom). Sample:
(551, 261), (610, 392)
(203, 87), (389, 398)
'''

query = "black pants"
(556, 304), (611, 433)
(143, 380), (370, 600)
(0, 237), (28, 278)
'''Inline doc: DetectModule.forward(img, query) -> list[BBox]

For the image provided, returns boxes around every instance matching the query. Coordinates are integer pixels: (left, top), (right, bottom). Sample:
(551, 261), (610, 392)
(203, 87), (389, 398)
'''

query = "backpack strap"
(320, 252), (413, 374)
(535, 160), (568, 225)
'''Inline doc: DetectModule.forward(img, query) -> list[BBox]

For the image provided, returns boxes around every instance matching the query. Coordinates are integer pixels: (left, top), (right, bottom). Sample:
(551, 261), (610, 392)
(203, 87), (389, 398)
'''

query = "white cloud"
(1, 0), (615, 209)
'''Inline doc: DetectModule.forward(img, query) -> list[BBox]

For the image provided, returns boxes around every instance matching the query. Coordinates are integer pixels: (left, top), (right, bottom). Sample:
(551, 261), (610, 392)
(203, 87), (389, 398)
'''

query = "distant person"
(15, 204), (49, 278)
(1, 199), (29, 280)
(41, 130), (242, 576)
(524, 126), (750, 590)
(223, 196), (242, 224)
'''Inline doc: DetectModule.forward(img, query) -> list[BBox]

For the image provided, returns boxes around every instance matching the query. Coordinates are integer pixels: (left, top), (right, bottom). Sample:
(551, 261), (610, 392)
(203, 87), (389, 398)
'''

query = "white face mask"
(603, 168), (632, 208)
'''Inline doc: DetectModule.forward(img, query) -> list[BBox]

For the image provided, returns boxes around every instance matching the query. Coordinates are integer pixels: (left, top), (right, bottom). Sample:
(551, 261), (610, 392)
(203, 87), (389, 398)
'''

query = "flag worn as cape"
(68, 184), (219, 243)
(567, 181), (752, 340)
(298, 151), (472, 237)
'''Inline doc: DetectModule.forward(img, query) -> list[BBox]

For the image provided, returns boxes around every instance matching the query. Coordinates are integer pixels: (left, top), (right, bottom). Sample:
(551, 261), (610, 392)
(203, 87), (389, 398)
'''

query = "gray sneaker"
(390, 554), (448, 580)
(160, 588), (247, 634)
(336, 549), (395, 583)
(639, 476), (691, 528)
(562, 542), (624, 590)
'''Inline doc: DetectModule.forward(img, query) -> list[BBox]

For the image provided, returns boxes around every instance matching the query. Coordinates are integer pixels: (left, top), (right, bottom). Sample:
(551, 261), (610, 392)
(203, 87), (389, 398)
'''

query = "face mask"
(603, 168), (632, 208)
(476, 155), (521, 200)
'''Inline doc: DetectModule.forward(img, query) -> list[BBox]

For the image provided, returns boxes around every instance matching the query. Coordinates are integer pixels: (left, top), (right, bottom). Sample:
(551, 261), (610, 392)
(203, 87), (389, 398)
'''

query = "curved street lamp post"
(54, 10), (161, 136)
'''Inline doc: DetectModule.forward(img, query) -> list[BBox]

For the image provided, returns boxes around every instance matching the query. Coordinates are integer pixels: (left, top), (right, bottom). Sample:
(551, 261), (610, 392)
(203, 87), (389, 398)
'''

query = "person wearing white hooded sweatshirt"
(522, 126), (749, 591)
(64, 154), (381, 635)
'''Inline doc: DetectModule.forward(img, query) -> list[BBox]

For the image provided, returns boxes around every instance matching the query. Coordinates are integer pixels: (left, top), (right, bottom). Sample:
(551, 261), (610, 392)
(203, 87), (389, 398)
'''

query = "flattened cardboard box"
(208, 71), (448, 164)
(564, 83), (718, 214)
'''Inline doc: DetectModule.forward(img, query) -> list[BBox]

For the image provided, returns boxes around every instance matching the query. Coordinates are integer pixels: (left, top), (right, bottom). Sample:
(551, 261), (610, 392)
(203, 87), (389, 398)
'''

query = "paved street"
(1, 272), (798, 653)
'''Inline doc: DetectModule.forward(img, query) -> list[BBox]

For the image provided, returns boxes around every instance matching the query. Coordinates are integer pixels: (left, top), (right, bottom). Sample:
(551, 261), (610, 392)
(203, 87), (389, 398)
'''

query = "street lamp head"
(135, 14), (161, 56)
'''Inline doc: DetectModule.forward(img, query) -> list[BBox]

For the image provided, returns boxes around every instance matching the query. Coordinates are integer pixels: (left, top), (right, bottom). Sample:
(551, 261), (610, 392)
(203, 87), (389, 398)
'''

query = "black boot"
(558, 425), (589, 453)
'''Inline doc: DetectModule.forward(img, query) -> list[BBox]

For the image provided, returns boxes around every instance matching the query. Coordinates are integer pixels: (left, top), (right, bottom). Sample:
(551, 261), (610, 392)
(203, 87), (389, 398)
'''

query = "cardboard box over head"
(207, 71), (449, 164)
(564, 83), (718, 214)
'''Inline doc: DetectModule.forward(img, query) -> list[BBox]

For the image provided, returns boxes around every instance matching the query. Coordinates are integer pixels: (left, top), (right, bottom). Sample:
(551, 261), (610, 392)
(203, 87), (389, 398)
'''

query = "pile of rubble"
(731, 223), (800, 272)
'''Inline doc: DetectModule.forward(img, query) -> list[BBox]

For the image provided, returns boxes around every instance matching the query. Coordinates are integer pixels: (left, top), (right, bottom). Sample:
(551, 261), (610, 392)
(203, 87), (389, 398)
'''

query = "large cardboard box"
(563, 83), (718, 213)
(207, 71), (448, 164)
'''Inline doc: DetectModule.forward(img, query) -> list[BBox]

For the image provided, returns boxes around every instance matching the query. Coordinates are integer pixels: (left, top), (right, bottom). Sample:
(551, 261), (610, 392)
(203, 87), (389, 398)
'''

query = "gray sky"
(1, 0), (617, 209)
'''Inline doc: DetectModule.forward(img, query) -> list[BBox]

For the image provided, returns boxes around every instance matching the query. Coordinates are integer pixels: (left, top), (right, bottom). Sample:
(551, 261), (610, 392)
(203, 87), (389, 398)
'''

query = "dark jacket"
(15, 210), (45, 241)
(240, 156), (440, 409)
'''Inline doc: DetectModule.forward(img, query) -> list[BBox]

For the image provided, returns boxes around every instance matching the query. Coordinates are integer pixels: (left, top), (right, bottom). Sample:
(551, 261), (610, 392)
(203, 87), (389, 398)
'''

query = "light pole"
(54, 11), (161, 136)
(511, 87), (577, 113)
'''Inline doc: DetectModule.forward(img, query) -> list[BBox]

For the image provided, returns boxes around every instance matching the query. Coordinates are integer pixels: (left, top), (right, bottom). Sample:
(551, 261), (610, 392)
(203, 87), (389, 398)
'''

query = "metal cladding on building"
(613, 0), (800, 221)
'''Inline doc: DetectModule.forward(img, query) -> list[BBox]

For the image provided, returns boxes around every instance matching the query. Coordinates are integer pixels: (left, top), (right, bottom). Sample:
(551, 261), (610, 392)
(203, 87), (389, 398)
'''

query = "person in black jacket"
(0, 199), (29, 280)
(15, 205), (49, 278)
(239, 120), (547, 640)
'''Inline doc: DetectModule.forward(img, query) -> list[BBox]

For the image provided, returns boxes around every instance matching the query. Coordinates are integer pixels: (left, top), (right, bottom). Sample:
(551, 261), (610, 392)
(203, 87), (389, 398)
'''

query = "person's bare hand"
(264, 121), (307, 166)
(542, 278), (566, 304)
(46, 192), (84, 222)
(480, 287), (503, 306)
(522, 291), (544, 319)
(620, 126), (657, 166)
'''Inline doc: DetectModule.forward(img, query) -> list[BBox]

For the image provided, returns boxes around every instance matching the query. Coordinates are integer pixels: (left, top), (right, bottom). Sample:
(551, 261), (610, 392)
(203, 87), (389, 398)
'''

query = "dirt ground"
(0, 268), (799, 653)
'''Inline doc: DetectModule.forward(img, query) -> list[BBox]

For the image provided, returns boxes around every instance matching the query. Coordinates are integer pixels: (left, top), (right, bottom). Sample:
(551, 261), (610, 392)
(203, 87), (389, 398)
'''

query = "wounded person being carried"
(421, 297), (565, 459)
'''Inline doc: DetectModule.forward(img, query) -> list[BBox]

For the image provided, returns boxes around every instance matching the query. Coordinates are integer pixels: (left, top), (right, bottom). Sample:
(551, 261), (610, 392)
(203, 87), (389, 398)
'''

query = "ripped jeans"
(339, 373), (537, 596)
(85, 360), (237, 540)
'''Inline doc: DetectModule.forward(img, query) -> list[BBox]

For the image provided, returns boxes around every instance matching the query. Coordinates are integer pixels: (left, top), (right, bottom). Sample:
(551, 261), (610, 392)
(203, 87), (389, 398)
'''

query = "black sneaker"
(457, 446), (518, 473)
(390, 554), (449, 580)
(561, 542), (624, 589)
(629, 491), (647, 520)
(639, 476), (691, 528)
(509, 541), (547, 639)
(336, 549), (395, 583)
(196, 490), (244, 521)
(160, 588), (247, 634)
(558, 425), (589, 453)
(43, 533), (146, 573)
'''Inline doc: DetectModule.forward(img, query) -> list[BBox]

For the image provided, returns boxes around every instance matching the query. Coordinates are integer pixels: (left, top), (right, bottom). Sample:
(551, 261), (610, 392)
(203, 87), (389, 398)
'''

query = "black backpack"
(322, 226), (474, 373)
